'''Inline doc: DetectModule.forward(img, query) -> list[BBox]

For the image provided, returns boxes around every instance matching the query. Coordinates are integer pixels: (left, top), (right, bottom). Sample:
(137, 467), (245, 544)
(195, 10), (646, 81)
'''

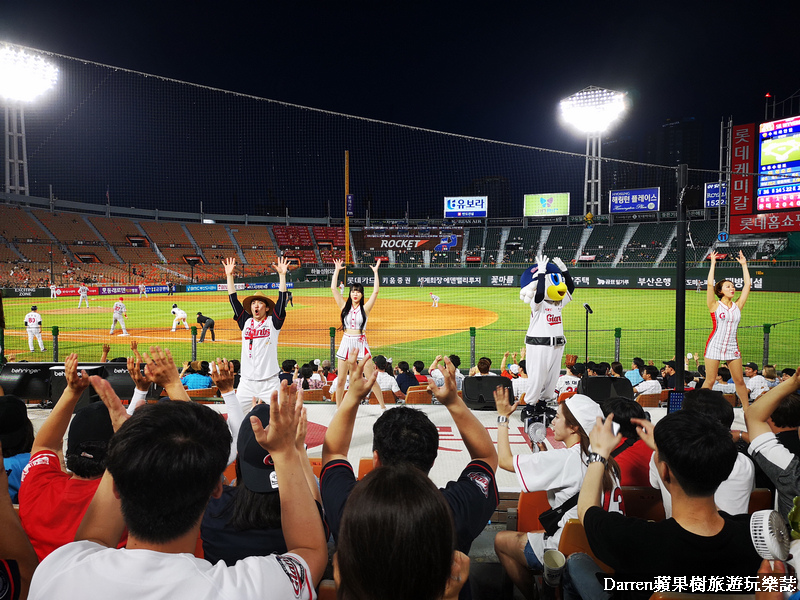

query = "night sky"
(0, 1), (796, 217)
(1, 1), (793, 153)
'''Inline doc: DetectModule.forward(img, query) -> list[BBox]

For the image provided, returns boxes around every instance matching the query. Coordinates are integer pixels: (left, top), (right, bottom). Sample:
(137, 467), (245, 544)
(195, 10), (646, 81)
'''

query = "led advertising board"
(523, 193), (570, 217)
(705, 182), (727, 208)
(757, 115), (800, 212)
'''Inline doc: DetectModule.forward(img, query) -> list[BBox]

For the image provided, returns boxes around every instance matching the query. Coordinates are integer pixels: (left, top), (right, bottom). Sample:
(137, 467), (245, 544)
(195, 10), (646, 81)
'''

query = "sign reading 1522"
(444, 196), (488, 218)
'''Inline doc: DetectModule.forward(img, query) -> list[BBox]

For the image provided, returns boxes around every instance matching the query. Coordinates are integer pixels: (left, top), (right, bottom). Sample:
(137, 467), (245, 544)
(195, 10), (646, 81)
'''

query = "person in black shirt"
(196, 312), (216, 343)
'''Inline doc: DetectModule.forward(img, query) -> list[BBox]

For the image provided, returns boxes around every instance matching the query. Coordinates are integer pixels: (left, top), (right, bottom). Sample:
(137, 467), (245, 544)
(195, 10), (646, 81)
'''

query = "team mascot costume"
(520, 254), (575, 405)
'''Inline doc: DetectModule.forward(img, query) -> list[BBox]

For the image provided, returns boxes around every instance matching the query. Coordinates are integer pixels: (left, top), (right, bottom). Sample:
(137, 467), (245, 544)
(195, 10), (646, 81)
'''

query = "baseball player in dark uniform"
(196, 312), (216, 343)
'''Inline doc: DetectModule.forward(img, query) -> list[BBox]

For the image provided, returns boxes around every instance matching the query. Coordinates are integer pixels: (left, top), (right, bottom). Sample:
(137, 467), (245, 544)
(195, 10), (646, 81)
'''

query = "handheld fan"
(750, 509), (791, 561)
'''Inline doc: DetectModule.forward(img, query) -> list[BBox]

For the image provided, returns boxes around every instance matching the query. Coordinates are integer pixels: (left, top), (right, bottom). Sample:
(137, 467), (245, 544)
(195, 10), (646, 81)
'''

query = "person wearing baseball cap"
(200, 402), (327, 565)
(223, 255), (290, 413)
(743, 362), (770, 401)
(24, 305), (45, 352)
(196, 311), (216, 343)
(494, 390), (622, 597)
(662, 360), (678, 388)
(18, 354), (122, 561)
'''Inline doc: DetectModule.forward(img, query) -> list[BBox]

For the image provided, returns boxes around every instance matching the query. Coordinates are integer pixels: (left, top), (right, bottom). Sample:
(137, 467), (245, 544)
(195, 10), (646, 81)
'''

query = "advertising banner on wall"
(354, 228), (463, 252)
(704, 182), (727, 208)
(730, 210), (800, 234)
(609, 188), (660, 213)
(730, 123), (755, 215)
(443, 196), (488, 218)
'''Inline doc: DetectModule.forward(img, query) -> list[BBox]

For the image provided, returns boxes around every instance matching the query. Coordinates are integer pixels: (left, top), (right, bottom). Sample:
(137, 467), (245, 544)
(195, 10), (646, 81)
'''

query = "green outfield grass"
(3, 286), (798, 370)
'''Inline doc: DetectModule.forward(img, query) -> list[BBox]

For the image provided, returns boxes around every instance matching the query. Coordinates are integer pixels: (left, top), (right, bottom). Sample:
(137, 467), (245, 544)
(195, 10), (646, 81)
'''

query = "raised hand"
(210, 358), (235, 394)
(493, 385), (518, 418)
(342, 354), (379, 404)
(64, 353), (91, 395)
(88, 376), (130, 432)
(735, 250), (747, 266)
(223, 257), (236, 275)
(127, 355), (149, 392)
(369, 258), (382, 274)
(142, 346), (180, 388)
(552, 256), (567, 272)
(333, 258), (345, 271)
(250, 380), (301, 457)
(428, 356), (458, 406)
(273, 255), (290, 275)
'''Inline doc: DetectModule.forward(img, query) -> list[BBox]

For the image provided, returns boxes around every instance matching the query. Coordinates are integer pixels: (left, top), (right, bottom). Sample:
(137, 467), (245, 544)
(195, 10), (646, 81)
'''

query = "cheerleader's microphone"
(583, 303), (593, 314)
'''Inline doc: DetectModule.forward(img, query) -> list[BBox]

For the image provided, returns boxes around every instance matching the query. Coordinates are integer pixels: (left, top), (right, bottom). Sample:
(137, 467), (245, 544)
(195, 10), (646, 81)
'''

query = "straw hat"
(242, 290), (276, 315)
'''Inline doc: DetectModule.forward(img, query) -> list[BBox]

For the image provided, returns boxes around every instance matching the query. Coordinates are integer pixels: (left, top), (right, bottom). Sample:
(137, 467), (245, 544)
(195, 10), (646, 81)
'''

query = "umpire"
(196, 312), (216, 343)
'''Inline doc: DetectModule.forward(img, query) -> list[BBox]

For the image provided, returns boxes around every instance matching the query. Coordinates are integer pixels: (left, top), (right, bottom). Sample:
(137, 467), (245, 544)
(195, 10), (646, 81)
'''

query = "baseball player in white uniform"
(49, 283), (57, 299)
(78, 284), (89, 308)
(519, 255), (574, 405)
(109, 297), (129, 336)
(171, 304), (189, 331)
(430, 292), (439, 307)
(24, 305), (45, 352)
(138, 283), (148, 299)
(224, 255), (289, 412)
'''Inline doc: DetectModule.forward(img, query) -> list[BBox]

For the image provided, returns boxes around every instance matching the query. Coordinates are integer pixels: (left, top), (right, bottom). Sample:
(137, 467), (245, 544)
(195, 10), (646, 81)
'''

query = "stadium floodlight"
(559, 86), (627, 217)
(559, 86), (626, 134)
(2, 44), (59, 196)
(0, 45), (59, 102)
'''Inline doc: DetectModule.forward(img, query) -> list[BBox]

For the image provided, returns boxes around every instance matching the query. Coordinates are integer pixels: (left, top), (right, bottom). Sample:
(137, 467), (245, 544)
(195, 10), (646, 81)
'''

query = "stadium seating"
(543, 226), (582, 258)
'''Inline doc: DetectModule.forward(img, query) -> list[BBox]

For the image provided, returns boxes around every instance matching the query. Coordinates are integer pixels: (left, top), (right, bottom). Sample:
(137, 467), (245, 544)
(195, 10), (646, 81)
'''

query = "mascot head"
(520, 260), (568, 304)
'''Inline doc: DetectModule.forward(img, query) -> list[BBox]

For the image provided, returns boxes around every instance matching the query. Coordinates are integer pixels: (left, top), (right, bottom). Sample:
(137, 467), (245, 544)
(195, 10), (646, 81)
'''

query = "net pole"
(344, 151), (350, 286)
(673, 165), (688, 412)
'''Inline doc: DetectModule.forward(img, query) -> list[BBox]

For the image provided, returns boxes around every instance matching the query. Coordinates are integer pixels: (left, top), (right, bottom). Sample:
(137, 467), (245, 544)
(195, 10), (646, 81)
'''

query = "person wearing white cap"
(493, 391), (622, 600)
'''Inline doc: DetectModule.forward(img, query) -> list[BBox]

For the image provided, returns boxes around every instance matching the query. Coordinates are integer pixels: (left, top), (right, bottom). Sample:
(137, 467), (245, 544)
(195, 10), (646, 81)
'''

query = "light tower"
(560, 86), (627, 217)
(0, 44), (59, 195)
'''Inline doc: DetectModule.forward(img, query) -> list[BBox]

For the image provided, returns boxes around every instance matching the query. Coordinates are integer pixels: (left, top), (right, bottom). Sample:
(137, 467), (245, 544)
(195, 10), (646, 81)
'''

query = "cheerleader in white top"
(702, 251), (751, 407)
(331, 258), (385, 409)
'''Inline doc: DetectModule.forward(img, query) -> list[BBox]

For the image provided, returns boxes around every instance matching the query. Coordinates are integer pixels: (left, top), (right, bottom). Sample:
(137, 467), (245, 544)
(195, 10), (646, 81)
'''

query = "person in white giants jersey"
(49, 283), (57, 299)
(24, 305), (45, 352)
(519, 255), (575, 405)
(170, 304), (189, 331)
(109, 297), (129, 336)
(430, 292), (439, 307)
(702, 250), (751, 406)
(224, 255), (289, 413)
(331, 258), (385, 409)
(78, 284), (90, 308)
(555, 363), (584, 397)
(138, 283), (148, 299)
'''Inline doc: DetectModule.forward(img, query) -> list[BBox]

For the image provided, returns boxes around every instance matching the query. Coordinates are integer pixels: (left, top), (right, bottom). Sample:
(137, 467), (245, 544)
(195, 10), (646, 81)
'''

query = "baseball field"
(3, 285), (798, 370)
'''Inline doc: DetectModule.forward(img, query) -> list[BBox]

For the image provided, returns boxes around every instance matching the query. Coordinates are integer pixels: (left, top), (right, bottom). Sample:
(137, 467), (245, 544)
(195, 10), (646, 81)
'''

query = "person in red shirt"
(18, 353), (115, 561)
(601, 397), (652, 486)
(412, 361), (428, 384)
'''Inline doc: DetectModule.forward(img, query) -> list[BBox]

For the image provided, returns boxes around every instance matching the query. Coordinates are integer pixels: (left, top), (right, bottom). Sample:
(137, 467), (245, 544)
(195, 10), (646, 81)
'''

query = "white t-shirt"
(24, 311), (42, 332)
(648, 451), (754, 518)
(634, 379), (662, 397)
(512, 377), (528, 399)
(28, 541), (315, 600)
(746, 375), (770, 400)
(375, 371), (400, 393)
(514, 445), (623, 562)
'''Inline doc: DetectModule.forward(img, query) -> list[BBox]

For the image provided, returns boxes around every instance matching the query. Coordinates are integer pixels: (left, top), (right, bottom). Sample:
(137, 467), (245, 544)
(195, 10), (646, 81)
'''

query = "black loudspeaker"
(577, 376), (634, 403)
(48, 364), (105, 412)
(461, 375), (514, 410)
(0, 363), (53, 401)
